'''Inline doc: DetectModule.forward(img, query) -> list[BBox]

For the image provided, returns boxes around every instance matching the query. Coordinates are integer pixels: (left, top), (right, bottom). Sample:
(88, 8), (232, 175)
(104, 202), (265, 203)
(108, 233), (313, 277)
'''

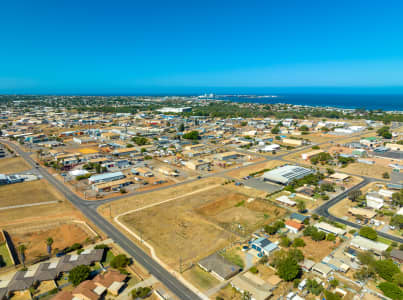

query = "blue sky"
(1, 0), (403, 94)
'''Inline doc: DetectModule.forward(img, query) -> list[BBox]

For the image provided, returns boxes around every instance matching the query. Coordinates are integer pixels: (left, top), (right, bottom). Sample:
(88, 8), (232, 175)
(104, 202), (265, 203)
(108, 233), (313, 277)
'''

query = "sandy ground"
(11, 223), (91, 262)
(119, 184), (280, 270)
(0, 157), (31, 174)
(0, 180), (64, 208)
(300, 236), (340, 262)
(98, 177), (226, 218)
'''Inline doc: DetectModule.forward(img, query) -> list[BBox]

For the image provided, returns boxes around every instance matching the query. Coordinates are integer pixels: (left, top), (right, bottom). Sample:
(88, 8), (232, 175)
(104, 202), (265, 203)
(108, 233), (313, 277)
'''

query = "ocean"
(218, 94), (403, 111)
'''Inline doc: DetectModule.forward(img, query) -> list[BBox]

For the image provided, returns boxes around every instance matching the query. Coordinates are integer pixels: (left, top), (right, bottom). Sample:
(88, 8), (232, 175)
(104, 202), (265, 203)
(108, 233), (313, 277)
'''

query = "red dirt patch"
(11, 223), (91, 261)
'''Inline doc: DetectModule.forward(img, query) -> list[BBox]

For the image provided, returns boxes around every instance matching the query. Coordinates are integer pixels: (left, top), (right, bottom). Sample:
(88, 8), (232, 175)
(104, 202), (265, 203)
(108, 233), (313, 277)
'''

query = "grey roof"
(262, 165), (314, 184)
(34, 263), (59, 281)
(0, 288), (7, 300)
(198, 253), (241, 280)
(390, 249), (403, 261)
(7, 271), (35, 292)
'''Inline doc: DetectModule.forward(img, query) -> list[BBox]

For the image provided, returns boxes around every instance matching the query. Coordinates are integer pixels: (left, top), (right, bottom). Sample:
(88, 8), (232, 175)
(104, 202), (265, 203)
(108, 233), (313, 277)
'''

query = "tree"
(324, 290), (342, 300)
(18, 244), (27, 266)
(311, 230), (326, 241)
(390, 215), (403, 230)
(288, 248), (304, 262)
(378, 282), (403, 300)
(375, 259), (400, 281)
(357, 251), (375, 266)
(182, 131), (200, 140)
(110, 254), (130, 269)
(326, 233), (336, 242)
(299, 125), (309, 132)
(354, 266), (376, 281)
(306, 278), (323, 295)
(276, 258), (300, 281)
(359, 226), (377, 240)
(131, 286), (152, 299)
(178, 123), (185, 132)
(68, 265), (91, 286)
(382, 172), (390, 179)
(392, 190), (403, 206)
(242, 291), (252, 300)
(292, 238), (305, 248)
(280, 236), (291, 247)
(377, 126), (392, 139)
(348, 190), (362, 202)
(271, 126), (280, 134)
(393, 272), (403, 287)
(329, 278), (339, 288)
(297, 200), (306, 213)
(46, 237), (53, 256)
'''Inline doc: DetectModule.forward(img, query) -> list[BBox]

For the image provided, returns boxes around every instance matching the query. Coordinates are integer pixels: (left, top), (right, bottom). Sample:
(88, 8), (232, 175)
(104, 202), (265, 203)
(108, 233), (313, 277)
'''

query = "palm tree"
(18, 244), (27, 266)
(46, 238), (53, 256)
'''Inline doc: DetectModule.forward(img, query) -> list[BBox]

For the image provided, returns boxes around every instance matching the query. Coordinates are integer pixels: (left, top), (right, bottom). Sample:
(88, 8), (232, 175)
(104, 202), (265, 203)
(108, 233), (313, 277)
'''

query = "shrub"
(359, 226), (377, 240)
(110, 254), (130, 269)
(249, 266), (258, 274)
(69, 265), (91, 286)
(378, 282), (403, 299)
(131, 286), (152, 299)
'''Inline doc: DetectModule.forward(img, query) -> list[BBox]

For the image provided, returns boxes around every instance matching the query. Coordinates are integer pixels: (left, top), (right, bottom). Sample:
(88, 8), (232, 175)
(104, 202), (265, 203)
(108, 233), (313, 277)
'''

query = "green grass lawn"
(182, 266), (220, 291)
(103, 249), (115, 266)
(220, 248), (244, 268)
(0, 243), (13, 267)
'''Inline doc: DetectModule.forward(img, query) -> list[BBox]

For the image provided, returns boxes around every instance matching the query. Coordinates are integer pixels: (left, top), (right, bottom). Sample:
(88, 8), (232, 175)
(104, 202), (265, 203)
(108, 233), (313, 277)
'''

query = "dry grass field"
(182, 265), (220, 292)
(119, 183), (284, 270)
(98, 177), (226, 217)
(0, 157), (31, 174)
(338, 162), (391, 179)
(300, 236), (340, 262)
(0, 180), (64, 208)
(226, 160), (284, 179)
(10, 223), (91, 262)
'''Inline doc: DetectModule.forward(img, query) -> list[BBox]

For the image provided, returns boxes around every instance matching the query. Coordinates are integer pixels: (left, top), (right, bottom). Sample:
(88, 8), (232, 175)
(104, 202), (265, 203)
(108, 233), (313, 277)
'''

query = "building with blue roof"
(250, 238), (278, 256)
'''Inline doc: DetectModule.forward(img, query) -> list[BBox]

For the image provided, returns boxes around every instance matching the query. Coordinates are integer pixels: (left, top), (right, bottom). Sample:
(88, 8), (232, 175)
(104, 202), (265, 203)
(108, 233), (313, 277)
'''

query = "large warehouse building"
(262, 165), (314, 185)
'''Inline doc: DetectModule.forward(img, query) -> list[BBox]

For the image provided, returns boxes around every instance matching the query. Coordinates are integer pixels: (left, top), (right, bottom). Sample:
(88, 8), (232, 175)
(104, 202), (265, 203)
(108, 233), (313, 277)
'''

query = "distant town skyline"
(1, 0), (403, 94)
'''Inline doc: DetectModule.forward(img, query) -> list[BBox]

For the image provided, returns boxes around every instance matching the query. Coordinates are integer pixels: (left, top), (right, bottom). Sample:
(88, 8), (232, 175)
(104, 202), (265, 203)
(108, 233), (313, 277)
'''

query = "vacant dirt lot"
(0, 180), (65, 208)
(300, 236), (340, 262)
(10, 223), (91, 262)
(196, 192), (286, 236)
(99, 177), (226, 218)
(226, 160), (284, 179)
(119, 184), (281, 270)
(339, 162), (391, 179)
(0, 157), (31, 174)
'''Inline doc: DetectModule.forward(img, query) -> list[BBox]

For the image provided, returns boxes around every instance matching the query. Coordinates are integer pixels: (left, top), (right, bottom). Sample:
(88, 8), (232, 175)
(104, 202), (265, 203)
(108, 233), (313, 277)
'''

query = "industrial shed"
(262, 165), (314, 185)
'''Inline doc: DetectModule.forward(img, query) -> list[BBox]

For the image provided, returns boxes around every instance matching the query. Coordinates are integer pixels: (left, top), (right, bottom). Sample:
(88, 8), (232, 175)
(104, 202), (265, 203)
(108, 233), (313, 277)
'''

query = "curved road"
(3, 129), (401, 299)
(314, 177), (403, 244)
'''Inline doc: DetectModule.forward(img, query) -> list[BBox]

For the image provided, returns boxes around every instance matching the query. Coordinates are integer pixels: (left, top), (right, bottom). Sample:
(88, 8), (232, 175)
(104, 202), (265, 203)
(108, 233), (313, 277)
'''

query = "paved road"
(314, 177), (403, 244)
(3, 128), (401, 298)
(4, 141), (201, 300)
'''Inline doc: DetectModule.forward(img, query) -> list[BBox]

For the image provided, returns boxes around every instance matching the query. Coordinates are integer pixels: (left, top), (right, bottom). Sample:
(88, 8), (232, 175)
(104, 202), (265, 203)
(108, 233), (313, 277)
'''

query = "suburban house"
(250, 238), (278, 256)
(390, 249), (403, 264)
(349, 236), (389, 257)
(285, 220), (304, 234)
(312, 262), (332, 278)
(231, 272), (273, 300)
(198, 253), (241, 281)
(366, 192), (384, 209)
(314, 222), (346, 236)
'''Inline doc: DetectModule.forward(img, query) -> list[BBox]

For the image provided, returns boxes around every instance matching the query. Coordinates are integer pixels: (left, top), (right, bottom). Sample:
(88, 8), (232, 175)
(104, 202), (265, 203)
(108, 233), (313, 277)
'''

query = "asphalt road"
(3, 141), (201, 300)
(314, 177), (403, 244)
(3, 128), (401, 298)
